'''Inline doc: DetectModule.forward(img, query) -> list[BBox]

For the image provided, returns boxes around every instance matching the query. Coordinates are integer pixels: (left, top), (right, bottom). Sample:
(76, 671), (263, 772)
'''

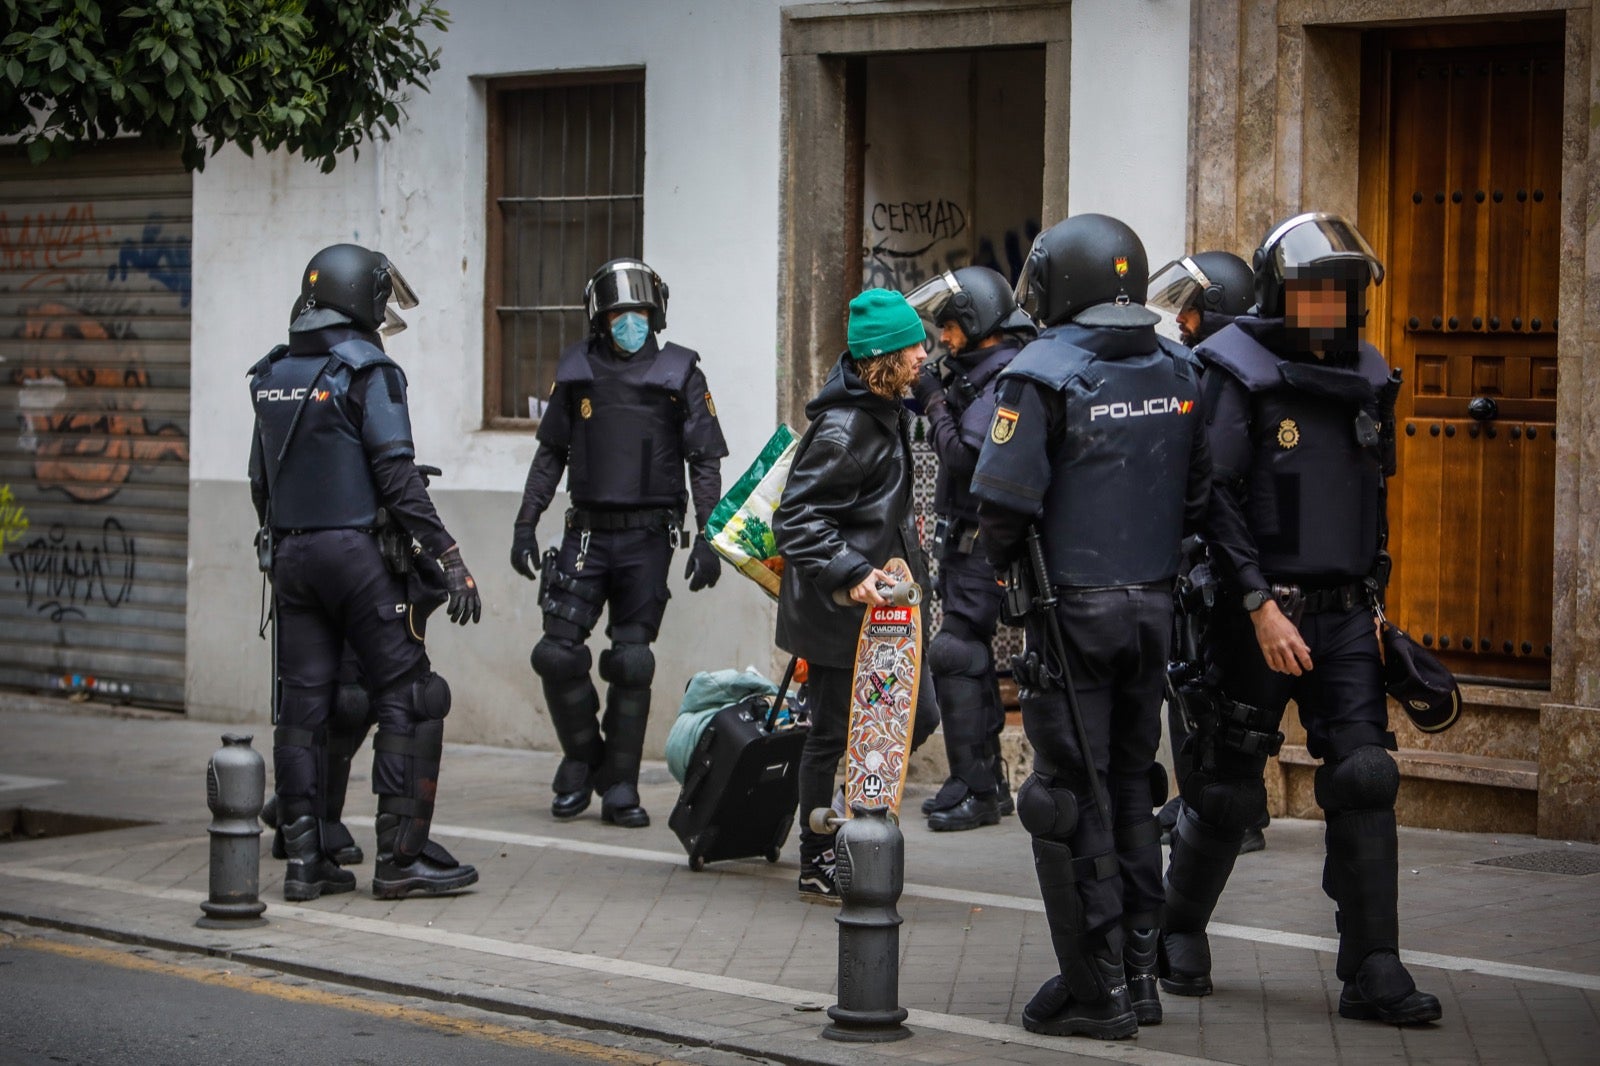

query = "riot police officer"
(1148, 250), (1255, 348)
(1147, 250), (1270, 853)
(972, 215), (1211, 1038)
(1158, 213), (1441, 1025)
(906, 266), (1035, 831)
(249, 243), (482, 902)
(513, 258), (728, 829)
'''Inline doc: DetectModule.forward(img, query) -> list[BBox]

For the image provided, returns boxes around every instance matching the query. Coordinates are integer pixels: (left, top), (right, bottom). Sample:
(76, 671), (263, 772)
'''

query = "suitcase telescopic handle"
(764, 656), (800, 732)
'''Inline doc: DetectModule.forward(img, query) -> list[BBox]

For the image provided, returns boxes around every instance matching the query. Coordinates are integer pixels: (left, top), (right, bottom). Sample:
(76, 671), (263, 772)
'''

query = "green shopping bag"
(704, 425), (797, 600)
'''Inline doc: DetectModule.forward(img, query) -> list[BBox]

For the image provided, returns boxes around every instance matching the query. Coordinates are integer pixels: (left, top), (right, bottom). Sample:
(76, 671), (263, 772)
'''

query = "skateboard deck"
(842, 557), (922, 818)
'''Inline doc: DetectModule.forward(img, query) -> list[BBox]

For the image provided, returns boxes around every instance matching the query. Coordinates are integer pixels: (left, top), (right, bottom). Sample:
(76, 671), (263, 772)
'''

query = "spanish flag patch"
(990, 406), (1019, 444)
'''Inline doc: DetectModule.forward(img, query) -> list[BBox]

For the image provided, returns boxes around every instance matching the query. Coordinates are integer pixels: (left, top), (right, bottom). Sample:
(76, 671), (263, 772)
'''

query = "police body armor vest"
(935, 340), (1020, 525)
(249, 338), (405, 531)
(557, 340), (698, 509)
(1197, 325), (1388, 580)
(1004, 329), (1202, 587)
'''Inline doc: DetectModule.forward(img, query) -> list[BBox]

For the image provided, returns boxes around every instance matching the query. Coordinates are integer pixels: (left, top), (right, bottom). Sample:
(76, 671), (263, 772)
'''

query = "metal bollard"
(197, 733), (268, 929)
(810, 805), (911, 1042)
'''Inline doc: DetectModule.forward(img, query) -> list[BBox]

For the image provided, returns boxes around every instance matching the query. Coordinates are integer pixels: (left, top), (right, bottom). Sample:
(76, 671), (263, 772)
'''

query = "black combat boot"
(371, 813), (479, 899)
(1124, 927), (1162, 1025)
(920, 777), (968, 815)
(1022, 946), (1138, 1039)
(1158, 929), (1213, 996)
(280, 815), (356, 902)
(551, 756), (597, 820)
(599, 782), (650, 828)
(927, 791), (1001, 832)
(1339, 951), (1442, 1024)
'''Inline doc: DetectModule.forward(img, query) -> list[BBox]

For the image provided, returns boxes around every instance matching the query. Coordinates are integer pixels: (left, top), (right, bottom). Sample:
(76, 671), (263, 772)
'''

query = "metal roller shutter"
(0, 145), (191, 708)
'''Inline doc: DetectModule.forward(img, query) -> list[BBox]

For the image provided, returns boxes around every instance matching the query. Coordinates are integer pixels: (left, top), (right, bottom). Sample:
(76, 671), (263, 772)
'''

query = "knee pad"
(1017, 773), (1079, 839)
(531, 637), (591, 682)
(1180, 767), (1266, 834)
(410, 671), (451, 722)
(599, 642), (655, 687)
(927, 630), (989, 679)
(1315, 745), (1399, 813)
(330, 682), (372, 737)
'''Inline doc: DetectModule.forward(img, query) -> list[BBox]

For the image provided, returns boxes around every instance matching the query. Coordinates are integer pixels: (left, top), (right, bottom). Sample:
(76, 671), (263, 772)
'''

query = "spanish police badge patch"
(1277, 418), (1300, 449)
(991, 406), (1019, 444)
(580, 397), (594, 420)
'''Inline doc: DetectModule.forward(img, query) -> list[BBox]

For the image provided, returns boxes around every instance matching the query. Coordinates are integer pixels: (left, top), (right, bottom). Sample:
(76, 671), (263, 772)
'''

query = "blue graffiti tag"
(108, 218), (191, 308)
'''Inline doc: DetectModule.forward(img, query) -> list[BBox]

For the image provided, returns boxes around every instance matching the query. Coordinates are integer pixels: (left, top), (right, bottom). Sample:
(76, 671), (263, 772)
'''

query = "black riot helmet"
(1013, 214), (1160, 329)
(1148, 251), (1255, 317)
(1251, 212), (1384, 318)
(585, 257), (669, 334)
(906, 266), (1035, 353)
(290, 243), (417, 336)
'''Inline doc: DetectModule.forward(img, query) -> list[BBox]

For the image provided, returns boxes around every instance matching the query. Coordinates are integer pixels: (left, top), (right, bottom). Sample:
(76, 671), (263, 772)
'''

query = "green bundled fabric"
(665, 668), (780, 783)
(704, 424), (798, 600)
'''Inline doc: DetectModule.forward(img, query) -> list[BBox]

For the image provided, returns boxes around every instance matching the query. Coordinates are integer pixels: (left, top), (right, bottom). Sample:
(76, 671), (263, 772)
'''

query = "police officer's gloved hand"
(685, 534), (721, 592)
(438, 546), (482, 625)
(910, 365), (946, 413)
(510, 523), (539, 580)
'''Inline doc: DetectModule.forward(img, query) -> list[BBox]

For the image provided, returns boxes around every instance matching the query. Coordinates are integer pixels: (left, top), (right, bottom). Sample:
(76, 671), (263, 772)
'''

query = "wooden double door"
(1366, 25), (1562, 685)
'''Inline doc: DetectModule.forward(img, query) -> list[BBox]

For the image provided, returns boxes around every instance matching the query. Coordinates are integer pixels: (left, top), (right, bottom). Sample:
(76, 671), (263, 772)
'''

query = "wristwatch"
(1242, 588), (1275, 613)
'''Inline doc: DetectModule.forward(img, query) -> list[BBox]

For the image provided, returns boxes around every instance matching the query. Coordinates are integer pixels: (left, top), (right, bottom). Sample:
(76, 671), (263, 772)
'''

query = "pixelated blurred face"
(1285, 276), (1351, 355)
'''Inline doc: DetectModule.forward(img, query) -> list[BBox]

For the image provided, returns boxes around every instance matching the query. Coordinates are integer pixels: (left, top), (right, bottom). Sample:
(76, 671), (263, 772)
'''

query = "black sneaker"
(798, 848), (840, 905)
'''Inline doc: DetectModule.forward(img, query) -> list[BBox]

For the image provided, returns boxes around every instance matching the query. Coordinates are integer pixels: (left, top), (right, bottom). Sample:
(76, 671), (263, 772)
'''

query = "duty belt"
(566, 506), (688, 550)
(1272, 580), (1367, 615)
(932, 515), (980, 557)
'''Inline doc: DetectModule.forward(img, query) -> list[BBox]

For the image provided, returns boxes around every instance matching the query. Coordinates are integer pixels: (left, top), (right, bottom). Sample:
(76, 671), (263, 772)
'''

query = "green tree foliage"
(0, 0), (450, 171)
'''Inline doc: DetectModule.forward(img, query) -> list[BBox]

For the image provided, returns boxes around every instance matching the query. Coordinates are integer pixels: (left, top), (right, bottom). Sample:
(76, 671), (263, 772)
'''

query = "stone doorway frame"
(1186, 0), (1598, 840)
(777, 0), (1070, 428)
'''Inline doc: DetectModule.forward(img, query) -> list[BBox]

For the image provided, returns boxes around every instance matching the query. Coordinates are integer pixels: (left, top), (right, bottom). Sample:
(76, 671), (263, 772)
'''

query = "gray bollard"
(197, 733), (268, 929)
(816, 805), (911, 1042)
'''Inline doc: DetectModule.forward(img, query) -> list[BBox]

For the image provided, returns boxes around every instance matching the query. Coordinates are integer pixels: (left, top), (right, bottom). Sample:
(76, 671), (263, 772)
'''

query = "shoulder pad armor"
(649, 342), (699, 391)
(554, 340), (596, 385)
(1195, 324), (1280, 391)
(328, 338), (397, 373)
(246, 344), (289, 378)
(999, 334), (1098, 392)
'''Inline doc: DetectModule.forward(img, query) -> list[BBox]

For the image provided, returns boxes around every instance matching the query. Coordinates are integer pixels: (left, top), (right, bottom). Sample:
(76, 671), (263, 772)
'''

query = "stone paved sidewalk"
(1, 700), (1597, 1064)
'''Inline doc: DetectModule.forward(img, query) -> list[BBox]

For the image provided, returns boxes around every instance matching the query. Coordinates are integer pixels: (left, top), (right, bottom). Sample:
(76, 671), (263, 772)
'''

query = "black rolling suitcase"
(668, 658), (808, 871)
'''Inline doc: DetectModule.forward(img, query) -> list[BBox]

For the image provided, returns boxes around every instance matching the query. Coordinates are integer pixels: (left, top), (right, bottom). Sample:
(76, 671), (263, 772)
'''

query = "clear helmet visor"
(906, 271), (962, 321)
(378, 305), (408, 336)
(587, 263), (662, 320)
(1266, 213), (1385, 287)
(385, 263), (419, 310)
(1147, 257), (1209, 316)
(1012, 233), (1048, 318)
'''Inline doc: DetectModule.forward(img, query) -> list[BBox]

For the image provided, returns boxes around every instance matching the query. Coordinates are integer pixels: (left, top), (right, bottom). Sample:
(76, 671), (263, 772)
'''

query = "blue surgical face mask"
(610, 311), (651, 354)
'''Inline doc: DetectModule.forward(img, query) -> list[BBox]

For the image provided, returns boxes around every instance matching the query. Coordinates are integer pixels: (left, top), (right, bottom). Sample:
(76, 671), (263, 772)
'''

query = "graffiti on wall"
(8, 517), (136, 622)
(0, 203), (112, 291)
(863, 196), (1042, 293)
(110, 219), (192, 308)
(0, 486), (29, 552)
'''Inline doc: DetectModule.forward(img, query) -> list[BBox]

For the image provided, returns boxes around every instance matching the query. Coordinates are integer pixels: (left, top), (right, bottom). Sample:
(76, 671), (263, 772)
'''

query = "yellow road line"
(7, 935), (682, 1065)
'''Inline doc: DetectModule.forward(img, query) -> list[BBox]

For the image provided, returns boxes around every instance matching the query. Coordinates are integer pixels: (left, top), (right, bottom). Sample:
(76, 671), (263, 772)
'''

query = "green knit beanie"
(847, 288), (925, 359)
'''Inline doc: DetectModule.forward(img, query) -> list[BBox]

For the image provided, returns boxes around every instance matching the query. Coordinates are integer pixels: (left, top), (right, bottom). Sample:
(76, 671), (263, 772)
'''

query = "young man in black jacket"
(774, 287), (935, 903)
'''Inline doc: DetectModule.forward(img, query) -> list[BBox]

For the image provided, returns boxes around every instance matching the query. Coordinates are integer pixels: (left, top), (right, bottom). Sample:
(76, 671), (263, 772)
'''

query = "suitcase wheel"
(765, 848), (780, 864)
(689, 854), (707, 872)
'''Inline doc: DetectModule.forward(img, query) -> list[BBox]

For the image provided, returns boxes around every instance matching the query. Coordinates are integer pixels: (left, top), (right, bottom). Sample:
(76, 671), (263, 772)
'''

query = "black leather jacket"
(774, 352), (926, 669)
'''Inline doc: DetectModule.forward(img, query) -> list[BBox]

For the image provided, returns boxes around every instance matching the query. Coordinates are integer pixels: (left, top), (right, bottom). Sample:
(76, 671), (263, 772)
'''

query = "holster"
(1001, 556), (1036, 626)
(256, 526), (273, 574)
(375, 507), (414, 576)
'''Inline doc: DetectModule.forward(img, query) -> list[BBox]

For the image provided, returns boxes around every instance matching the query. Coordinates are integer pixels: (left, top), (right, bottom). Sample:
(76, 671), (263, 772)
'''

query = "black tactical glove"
(685, 534), (722, 592)
(510, 523), (539, 580)
(910, 365), (946, 412)
(438, 546), (481, 625)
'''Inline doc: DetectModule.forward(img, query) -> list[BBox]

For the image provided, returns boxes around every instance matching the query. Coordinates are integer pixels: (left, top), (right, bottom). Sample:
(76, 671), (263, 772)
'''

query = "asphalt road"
(0, 930), (766, 1066)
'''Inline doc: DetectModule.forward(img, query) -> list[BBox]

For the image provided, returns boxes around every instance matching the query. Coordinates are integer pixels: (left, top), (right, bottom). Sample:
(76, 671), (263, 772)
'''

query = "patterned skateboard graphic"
(844, 557), (921, 817)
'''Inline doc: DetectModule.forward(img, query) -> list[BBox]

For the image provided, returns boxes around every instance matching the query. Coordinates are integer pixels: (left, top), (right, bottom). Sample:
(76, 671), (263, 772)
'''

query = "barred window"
(485, 70), (644, 425)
